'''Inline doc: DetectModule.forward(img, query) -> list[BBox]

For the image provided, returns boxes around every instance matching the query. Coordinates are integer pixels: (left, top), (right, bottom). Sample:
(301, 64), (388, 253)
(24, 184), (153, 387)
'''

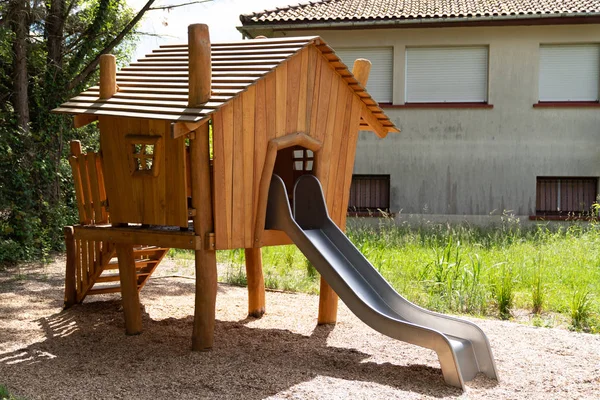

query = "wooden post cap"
(99, 54), (117, 99)
(188, 24), (212, 107)
(352, 58), (372, 87)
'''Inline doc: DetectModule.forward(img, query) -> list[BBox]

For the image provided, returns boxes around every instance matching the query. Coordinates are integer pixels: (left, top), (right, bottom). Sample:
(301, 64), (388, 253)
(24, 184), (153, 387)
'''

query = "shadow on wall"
(0, 294), (462, 399)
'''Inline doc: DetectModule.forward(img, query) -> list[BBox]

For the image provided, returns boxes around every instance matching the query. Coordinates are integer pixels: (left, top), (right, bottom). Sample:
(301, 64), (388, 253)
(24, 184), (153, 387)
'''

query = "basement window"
(535, 177), (598, 218)
(347, 175), (390, 216)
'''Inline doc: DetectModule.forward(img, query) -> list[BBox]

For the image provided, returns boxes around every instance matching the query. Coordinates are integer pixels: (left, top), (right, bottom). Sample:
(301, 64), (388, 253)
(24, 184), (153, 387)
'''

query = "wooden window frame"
(125, 135), (162, 177)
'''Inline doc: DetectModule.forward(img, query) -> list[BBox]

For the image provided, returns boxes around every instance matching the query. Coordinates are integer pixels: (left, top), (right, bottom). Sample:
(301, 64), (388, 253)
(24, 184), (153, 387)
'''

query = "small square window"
(126, 135), (162, 177)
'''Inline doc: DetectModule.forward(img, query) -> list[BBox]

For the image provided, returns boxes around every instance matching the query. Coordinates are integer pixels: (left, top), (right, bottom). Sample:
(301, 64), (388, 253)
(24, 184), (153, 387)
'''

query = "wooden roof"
(53, 36), (398, 137)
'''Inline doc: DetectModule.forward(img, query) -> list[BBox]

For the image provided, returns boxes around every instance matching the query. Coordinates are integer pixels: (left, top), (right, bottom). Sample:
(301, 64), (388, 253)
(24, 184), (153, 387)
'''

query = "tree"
(0, 0), (209, 263)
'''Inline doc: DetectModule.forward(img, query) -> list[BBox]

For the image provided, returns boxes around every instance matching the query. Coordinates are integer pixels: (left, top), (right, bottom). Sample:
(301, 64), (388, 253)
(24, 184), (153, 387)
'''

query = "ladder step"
(133, 247), (169, 256)
(87, 286), (122, 295)
(96, 272), (151, 283)
(104, 258), (159, 270)
(87, 283), (145, 296)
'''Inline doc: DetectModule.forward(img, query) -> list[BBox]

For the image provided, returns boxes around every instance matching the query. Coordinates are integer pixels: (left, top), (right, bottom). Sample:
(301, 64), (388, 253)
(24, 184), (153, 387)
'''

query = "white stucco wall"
(272, 24), (600, 217)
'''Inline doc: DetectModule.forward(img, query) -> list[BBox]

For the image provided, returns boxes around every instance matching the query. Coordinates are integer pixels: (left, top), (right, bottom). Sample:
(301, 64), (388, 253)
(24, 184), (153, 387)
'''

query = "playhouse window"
(126, 135), (161, 177)
(292, 149), (314, 172)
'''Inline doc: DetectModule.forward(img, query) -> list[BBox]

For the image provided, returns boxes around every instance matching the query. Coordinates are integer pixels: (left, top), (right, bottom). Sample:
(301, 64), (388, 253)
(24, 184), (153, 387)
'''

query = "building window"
(536, 177), (598, 216)
(539, 44), (599, 102)
(126, 135), (161, 177)
(335, 47), (393, 103)
(405, 46), (488, 103)
(348, 175), (390, 215)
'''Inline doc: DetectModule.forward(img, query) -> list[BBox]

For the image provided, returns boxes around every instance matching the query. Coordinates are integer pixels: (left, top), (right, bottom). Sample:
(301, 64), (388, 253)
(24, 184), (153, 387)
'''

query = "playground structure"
(54, 24), (498, 389)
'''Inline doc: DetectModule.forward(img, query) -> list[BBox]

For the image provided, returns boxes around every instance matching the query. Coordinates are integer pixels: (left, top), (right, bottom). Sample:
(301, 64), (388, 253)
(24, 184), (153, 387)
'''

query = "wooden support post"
(317, 58), (372, 325)
(188, 23), (216, 351)
(188, 24), (211, 107)
(63, 226), (77, 308)
(190, 119), (217, 351)
(116, 243), (142, 335)
(244, 248), (265, 317)
(99, 54), (117, 99)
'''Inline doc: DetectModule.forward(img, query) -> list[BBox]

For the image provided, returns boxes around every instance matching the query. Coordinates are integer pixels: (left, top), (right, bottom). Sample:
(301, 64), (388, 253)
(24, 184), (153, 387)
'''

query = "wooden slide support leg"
(244, 247), (265, 318)
(116, 243), (142, 335)
(63, 226), (77, 309)
(192, 248), (218, 351)
(318, 277), (338, 325)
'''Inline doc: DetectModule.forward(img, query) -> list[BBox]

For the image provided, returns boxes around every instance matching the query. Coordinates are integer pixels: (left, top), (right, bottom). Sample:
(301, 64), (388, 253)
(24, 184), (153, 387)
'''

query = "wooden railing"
(68, 141), (109, 225)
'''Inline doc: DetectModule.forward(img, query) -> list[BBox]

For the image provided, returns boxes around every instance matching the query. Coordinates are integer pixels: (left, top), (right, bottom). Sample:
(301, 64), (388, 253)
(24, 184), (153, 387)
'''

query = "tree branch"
(149, 0), (211, 11)
(66, 0), (156, 91)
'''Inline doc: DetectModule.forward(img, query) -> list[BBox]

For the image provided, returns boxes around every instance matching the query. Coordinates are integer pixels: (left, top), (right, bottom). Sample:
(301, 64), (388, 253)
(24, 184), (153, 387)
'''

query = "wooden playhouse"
(53, 24), (398, 350)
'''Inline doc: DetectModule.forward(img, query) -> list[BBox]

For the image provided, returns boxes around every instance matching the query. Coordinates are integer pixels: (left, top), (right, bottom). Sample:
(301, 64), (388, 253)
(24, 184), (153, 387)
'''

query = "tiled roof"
(53, 36), (397, 134)
(240, 0), (600, 24)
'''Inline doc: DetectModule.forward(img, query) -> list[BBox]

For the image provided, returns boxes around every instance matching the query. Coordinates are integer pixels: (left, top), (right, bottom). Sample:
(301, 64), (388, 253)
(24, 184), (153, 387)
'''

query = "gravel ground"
(1, 256), (599, 400)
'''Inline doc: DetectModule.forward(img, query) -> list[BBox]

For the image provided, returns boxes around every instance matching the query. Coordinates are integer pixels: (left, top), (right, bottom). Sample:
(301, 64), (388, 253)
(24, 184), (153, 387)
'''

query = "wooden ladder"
(64, 141), (169, 307)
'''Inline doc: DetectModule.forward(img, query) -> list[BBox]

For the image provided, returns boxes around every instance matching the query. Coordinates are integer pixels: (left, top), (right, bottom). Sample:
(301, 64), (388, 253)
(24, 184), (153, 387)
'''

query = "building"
(239, 0), (600, 222)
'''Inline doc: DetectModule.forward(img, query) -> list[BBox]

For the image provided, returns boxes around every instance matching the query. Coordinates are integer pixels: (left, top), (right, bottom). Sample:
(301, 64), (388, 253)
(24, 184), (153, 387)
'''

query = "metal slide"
(265, 174), (499, 390)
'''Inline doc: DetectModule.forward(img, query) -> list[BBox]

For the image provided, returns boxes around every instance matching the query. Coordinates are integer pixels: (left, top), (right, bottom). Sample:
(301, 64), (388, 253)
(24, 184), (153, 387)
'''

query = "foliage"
(0, 0), (142, 265)
(0, 384), (23, 400)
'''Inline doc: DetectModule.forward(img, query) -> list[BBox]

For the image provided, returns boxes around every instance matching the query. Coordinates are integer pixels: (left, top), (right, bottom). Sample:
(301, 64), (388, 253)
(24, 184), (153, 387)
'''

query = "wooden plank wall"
(99, 116), (188, 227)
(212, 45), (363, 250)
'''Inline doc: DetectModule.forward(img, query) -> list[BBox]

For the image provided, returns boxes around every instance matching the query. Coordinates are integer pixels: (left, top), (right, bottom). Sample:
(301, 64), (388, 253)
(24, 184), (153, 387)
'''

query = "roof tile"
(240, 0), (600, 24)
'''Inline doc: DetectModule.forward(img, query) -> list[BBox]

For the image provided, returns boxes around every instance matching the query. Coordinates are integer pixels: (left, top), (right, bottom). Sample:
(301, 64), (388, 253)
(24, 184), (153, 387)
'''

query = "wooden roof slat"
(130, 60), (285, 67)
(77, 92), (231, 102)
(115, 82), (251, 89)
(159, 36), (318, 48)
(137, 53), (293, 62)
(116, 77), (258, 84)
(117, 71), (265, 80)
(61, 101), (216, 117)
(153, 43), (310, 53)
(53, 107), (204, 122)
(146, 47), (302, 57)
(84, 86), (244, 96)
(121, 65), (277, 72)
(69, 96), (225, 109)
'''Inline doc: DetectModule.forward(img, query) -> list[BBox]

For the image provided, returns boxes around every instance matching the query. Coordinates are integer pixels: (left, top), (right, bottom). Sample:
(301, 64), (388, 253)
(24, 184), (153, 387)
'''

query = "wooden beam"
(171, 118), (209, 139)
(244, 248), (265, 318)
(73, 114), (98, 128)
(73, 225), (202, 250)
(116, 243), (142, 335)
(188, 24), (212, 107)
(190, 121), (218, 351)
(63, 226), (77, 309)
(99, 54), (118, 99)
(359, 106), (390, 138)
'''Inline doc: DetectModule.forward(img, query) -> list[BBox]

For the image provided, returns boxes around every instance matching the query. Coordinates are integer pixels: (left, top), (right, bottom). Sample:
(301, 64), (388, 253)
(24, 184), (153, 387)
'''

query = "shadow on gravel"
(0, 298), (463, 399)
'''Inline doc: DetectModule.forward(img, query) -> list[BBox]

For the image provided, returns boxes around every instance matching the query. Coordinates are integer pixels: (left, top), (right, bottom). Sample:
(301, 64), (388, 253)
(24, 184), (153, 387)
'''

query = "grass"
(171, 215), (600, 333)
(0, 384), (23, 400)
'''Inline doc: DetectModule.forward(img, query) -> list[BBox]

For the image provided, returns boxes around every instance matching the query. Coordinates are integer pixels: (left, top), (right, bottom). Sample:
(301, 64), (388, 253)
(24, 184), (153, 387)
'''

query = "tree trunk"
(46, 0), (65, 79)
(9, 0), (30, 132)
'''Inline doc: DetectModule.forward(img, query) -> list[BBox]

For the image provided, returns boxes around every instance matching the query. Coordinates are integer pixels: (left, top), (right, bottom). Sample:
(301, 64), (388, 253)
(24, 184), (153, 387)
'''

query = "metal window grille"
(536, 177), (598, 215)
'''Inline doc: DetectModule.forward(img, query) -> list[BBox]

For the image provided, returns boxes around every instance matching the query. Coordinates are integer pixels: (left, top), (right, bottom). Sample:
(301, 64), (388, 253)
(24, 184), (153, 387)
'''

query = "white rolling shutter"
(539, 44), (599, 102)
(406, 47), (488, 103)
(334, 47), (393, 103)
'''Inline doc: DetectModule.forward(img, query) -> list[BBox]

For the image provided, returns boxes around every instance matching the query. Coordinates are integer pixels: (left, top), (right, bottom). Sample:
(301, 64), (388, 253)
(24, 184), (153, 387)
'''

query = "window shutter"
(405, 47), (488, 103)
(335, 47), (393, 103)
(539, 44), (600, 102)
